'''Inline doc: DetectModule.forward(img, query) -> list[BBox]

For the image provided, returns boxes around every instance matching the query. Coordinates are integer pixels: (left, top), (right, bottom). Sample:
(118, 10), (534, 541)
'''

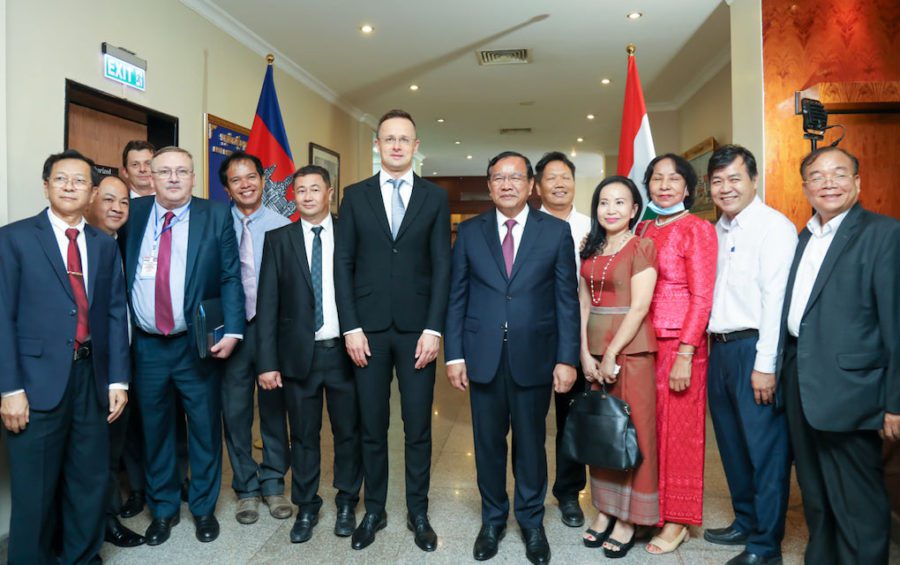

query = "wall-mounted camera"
(794, 92), (844, 151)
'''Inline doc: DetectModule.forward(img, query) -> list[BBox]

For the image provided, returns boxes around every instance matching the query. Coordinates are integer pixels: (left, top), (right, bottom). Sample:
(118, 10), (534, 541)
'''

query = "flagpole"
(267, 53), (274, 65)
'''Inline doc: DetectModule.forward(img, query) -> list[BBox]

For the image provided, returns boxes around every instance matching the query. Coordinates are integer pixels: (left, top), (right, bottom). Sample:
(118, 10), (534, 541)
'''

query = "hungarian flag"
(615, 48), (656, 220)
(247, 61), (297, 220)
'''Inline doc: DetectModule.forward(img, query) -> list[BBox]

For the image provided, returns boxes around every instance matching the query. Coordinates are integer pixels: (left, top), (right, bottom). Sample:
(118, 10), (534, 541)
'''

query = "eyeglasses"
(152, 168), (193, 179)
(804, 173), (854, 188)
(379, 136), (414, 147)
(490, 174), (528, 185)
(49, 174), (91, 190)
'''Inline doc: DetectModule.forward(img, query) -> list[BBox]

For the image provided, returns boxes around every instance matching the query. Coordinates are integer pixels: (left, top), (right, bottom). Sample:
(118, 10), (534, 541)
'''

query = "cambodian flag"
(247, 60), (297, 220)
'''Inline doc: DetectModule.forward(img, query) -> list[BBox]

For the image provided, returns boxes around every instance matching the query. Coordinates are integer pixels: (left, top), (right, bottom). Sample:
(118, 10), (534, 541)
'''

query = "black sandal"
(603, 534), (636, 559)
(582, 517), (616, 548)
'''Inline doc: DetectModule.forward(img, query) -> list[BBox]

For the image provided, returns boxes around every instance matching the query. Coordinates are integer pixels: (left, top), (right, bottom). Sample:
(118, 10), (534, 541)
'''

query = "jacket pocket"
(464, 318), (480, 332)
(18, 337), (42, 357)
(354, 285), (372, 298)
(837, 351), (886, 370)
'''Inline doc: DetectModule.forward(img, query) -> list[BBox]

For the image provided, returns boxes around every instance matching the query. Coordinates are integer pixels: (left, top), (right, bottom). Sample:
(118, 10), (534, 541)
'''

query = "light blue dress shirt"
(231, 204), (291, 280)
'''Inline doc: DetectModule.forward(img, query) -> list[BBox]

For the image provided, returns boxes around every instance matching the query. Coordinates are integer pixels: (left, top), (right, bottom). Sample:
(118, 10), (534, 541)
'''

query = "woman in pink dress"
(637, 154), (717, 555)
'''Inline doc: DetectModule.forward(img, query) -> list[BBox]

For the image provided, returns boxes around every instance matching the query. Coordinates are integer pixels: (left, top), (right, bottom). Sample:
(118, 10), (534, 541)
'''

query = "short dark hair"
(581, 176), (644, 260)
(708, 144), (758, 180)
(121, 140), (156, 168)
(535, 151), (575, 180)
(800, 146), (859, 179)
(377, 109), (416, 137)
(42, 149), (99, 186)
(486, 151), (534, 180)
(219, 151), (265, 187)
(642, 153), (698, 209)
(292, 164), (331, 187)
(98, 174), (128, 189)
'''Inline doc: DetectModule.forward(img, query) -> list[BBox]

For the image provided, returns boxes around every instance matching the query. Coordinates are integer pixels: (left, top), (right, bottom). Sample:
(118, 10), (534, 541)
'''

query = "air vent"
(478, 48), (531, 66)
(499, 128), (532, 135)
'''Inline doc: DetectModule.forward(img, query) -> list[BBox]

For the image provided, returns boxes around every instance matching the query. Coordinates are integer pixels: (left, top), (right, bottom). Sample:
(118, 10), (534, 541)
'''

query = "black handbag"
(561, 382), (643, 471)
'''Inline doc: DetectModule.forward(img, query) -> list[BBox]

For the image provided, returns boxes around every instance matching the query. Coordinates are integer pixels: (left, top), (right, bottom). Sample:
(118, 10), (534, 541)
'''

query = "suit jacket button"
(392, 248), (398, 254)
(67, 339), (74, 345)
(506, 295), (512, 301)
(70, 309), (77, 315)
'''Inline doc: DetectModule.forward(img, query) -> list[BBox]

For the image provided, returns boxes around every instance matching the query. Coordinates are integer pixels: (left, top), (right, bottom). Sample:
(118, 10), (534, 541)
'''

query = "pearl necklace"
(654, 210), (689, 227)
(589, 234), (632, 304)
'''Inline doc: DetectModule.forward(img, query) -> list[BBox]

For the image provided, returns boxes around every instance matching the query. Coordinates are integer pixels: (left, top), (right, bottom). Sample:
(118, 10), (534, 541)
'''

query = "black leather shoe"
(704, 524), (749, 546)
(521, 526), (551, 565)
(558, 499), (584, 528)
(193, 514), (219, 543)
(407, 513), (437, 552)
(334, 505), (356, 537)
(145, 514), (180, 546)
(473, 524), (506, 561)
(290, 512), (318, 544)
(119, 490), (145, 518)
(351, 512), (387, 550)
(726, 550), (783, 565)
(105, 517), (146, 547)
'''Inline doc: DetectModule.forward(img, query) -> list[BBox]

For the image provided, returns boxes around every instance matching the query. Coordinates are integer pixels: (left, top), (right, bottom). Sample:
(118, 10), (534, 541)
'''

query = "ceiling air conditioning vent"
(478, 48), (531, 66)
(499, 128), (532, 135)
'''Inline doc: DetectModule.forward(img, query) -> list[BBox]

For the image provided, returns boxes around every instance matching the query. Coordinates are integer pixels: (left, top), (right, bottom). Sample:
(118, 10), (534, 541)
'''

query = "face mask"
(647, 200), (686, 216)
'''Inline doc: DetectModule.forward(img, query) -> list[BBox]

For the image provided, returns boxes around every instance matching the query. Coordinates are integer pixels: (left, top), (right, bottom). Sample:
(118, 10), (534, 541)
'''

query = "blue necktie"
(389, 178), (405, 240)
(311, 226), (324, 331)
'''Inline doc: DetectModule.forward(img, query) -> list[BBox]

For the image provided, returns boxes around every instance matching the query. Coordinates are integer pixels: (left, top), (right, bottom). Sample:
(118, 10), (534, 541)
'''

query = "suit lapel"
(362, 176), (392, 240)
(480, 212), (509, 281)
(782, 228), (810, 327)
(289, 223), (313, 291)
(185, 199), (205, 294)
(802, 206), (862, 318)
(395, 175), (426, 241)
(85, 227), (99, 305)
(509, 208), (542, 284)
(126, 199), (152, 291)
(34, 212), (73, 300)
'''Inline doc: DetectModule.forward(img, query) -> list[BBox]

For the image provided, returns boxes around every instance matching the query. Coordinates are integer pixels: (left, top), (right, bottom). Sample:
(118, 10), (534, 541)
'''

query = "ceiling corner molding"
(662, 49), (732, 112)
(180, 0), (372, 126)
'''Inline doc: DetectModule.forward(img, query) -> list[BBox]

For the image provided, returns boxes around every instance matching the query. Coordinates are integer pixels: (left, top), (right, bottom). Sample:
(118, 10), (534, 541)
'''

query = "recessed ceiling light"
(432, 172), (438, 175)
(360, 24), (374, 34)
(409, 84), (419, 91)
(577, 137), (584, 143)
(626, 11), (643, 20)
(586, 114), (595, 120)
(570, 150), (577, 158)
(601, 78), (611, 85)
(466, 155), (473, 160)
(454, 140), (461, 145)
(436, 118), (445, 123)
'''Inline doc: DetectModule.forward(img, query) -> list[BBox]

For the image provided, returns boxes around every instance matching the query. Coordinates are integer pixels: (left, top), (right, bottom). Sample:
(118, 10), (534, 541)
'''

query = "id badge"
(139, 256), (157, 279)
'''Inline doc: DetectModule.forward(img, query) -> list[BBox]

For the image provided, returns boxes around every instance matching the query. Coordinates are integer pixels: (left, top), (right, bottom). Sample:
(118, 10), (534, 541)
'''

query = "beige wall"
(679, 63), (733, 151)
(3, 0), (371, 223)
(647, 110), (680, 155)
(729, 0), (765, 194)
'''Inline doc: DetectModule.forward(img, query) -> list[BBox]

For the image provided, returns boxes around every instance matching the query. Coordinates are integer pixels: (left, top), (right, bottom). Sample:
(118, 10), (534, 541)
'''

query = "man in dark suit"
(0, 150), (130, 564)
(334, 109), (451, 552)
(776, 146), (899, 565)
(445, 151), (580, 565)
(124, 146), (244, 545)
(257, 164), (362, 544)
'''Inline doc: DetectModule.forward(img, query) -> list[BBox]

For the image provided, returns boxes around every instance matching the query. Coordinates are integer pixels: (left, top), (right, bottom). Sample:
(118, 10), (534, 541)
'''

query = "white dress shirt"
(787, 209), (851, 338)
(539, 205), (591, 271)
(708, 198), (798, 373)
(300, 215), (340, 341)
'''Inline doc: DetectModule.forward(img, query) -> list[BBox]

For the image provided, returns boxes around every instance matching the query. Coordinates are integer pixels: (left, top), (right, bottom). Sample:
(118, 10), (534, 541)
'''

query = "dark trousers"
(6, 358), (108, 565)
(106, 401), (131, 518)
(552, 367), (587, 502)
(469, 345), (552, 528)
(222, 321), (289, 498)
(133, 331), (222, 518)
(284, 339), (362, 514)
(782, 338), (890, 565)
(353, 327), (434, 516)
(708, 337), (790, 557)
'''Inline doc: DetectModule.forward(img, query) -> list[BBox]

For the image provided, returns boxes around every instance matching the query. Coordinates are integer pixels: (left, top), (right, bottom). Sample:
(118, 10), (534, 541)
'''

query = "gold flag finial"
(626, 44), (636, 56)
(266, 53), (275, 65)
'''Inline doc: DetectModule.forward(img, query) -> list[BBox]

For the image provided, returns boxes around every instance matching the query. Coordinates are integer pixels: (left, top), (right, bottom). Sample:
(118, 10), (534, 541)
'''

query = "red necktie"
(65, 228), (90, 348)
(155, 212), (175, 335)
(502, 219), (516, 276)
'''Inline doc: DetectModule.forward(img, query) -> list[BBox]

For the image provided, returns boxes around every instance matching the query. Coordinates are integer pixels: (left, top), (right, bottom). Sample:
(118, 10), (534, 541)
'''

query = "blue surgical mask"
(647, 200), (686, 216)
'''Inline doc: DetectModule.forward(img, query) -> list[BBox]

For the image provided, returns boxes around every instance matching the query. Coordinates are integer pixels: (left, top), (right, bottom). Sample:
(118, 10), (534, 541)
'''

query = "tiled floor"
(101, 360), (900, 564)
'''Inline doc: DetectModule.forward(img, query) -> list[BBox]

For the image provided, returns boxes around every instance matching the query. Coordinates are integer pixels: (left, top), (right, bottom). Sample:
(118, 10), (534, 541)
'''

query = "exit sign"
(101, 43), (146, 91)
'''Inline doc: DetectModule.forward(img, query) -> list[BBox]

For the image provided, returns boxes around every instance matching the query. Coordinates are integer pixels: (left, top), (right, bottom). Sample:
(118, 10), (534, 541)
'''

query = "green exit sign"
(101, 43), (146, 91)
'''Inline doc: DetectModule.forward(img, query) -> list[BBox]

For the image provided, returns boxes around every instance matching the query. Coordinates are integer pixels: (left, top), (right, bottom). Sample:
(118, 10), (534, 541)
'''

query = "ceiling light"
(360, 24), (374, 34)
(626, 11), (643, 20)
(586, 114), (595, 120)
(454, 140), (461, 145)
(570, 150), (577, 157)
(601, 78), (611, 85)
(409, 84), (419, 91)
(466, 155), (473, 160)
(432, 172), (438, 175)
(577, 137), (584, 143)
(436, 118), (445, 123)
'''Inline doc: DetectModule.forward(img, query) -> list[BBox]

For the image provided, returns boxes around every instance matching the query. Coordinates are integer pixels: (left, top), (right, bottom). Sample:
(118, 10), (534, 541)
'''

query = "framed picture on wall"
(683, 136), (719, 222)
(309, 142), (341, 215)
(204, 113), (250, 203)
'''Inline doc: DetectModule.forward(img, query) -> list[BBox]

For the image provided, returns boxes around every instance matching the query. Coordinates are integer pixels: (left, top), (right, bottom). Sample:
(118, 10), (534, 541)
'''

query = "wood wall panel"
(762, 0), (900, 228)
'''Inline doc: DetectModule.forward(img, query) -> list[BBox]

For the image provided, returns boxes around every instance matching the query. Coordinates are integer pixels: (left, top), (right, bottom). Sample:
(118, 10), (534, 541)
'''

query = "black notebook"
(194, 298), (225, 359)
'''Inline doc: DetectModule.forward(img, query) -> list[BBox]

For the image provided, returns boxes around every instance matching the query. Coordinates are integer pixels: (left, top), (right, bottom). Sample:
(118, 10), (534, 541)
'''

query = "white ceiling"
(187, 0), (730, 176)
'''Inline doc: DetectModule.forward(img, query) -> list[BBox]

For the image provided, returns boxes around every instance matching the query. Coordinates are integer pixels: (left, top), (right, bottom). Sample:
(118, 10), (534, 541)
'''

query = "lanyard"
(152, 202), (191, 242)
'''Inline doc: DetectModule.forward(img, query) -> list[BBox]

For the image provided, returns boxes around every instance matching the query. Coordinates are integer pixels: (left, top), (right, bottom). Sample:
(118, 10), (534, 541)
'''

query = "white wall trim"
(180, 0), (377, 129)
(0, 0), (8, 227)
(647, 48), (731, 113)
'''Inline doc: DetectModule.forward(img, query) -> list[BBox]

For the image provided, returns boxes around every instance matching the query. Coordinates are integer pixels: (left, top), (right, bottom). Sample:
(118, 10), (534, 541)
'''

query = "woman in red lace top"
(638, 154), (717, 555)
